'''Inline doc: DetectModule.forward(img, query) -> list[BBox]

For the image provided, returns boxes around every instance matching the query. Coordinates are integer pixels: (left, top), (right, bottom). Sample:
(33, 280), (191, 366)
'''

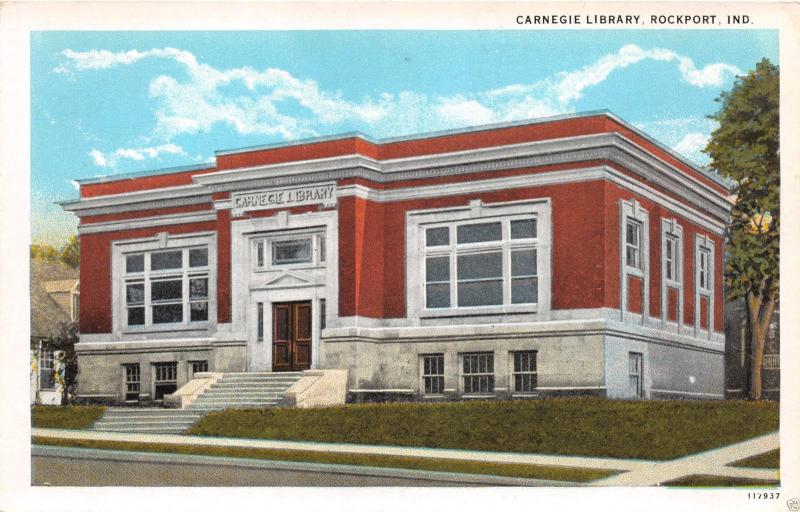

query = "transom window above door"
(253, 231), (326, 270)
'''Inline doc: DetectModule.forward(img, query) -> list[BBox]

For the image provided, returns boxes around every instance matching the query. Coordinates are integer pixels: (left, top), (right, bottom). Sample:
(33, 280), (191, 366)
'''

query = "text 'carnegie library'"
(234, 184), (336, 210)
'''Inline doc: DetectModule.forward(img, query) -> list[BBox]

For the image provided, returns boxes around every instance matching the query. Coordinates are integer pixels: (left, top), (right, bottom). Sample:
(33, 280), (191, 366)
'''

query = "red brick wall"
(667, 287), (679, 322)
(79, 221), (217, 334)
(337, 180), (607, 318)
(602, 181), (724, 331)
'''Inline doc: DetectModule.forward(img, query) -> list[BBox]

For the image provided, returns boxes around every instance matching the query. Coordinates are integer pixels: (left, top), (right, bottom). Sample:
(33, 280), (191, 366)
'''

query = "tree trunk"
(748, 289), (777, 401)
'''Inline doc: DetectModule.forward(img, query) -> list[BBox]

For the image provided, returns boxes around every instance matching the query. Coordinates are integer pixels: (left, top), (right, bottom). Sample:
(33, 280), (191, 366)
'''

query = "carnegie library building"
(61, 111), (731, 404)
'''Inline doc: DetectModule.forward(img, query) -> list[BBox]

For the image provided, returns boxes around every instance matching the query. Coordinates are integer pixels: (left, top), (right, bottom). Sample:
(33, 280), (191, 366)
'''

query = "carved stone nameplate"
(232, 182), (336, 215)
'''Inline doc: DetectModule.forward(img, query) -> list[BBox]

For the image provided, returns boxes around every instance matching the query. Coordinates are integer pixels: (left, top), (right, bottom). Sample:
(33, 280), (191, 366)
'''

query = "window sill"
(254, 263), (326, 273)
(461, 394), (496, 399)
(625, 267), (645, 278)
(122, 323), (212, 334)
(420, 304), (537, 318)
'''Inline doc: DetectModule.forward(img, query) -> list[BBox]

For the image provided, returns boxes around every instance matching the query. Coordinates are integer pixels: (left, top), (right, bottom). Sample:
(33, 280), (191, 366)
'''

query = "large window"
(462, 352), (494, 395)
(423, 217), (538, 309)
(123, 247), (210, 327)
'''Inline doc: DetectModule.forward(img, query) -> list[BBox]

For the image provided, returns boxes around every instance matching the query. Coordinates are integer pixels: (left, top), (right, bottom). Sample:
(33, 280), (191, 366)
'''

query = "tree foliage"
(704, 58), (779, 400)
(30, 243), (61, 263)
(30, 235), (80, 269)
(705, 58), (779, 301)
(60, 235), (80, 269)
(49, 322), (79, 404)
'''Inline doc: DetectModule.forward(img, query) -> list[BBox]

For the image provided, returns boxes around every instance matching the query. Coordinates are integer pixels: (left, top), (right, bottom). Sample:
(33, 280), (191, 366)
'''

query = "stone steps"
(185, 372), (302, 412)
(88, 371), (303, 433)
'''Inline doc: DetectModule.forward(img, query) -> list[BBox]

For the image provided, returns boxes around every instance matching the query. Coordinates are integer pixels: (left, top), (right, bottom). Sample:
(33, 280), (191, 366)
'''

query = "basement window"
(461, 352), (494, 395)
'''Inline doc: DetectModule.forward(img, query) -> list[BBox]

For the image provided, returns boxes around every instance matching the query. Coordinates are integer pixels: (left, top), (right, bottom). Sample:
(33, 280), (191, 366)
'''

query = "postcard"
(1, 1), (797, 511)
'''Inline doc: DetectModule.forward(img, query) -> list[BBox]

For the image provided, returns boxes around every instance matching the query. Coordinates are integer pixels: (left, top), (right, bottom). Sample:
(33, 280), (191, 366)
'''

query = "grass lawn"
(31, 436), (614, 482)
(189, 398), (778, 460)
(729, 449), (780, 469)
(663, 474), (779, 487)
(31, 405), (106, 429)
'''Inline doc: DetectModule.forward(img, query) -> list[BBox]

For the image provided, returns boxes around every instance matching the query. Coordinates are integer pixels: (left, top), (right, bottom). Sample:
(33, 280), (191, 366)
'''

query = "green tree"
(60, 235), (80, 269)
(704, 58), (779, 401)
(51, 322), (79, 404)
(30, 235), (80, 268)
(30, 243), (60, 262)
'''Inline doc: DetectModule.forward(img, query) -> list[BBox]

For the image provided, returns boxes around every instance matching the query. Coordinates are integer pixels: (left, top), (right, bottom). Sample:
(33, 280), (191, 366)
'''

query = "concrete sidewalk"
(32, 427), (648, 472)
(32, 428), (779, 486)
(594, 431), (779, 486)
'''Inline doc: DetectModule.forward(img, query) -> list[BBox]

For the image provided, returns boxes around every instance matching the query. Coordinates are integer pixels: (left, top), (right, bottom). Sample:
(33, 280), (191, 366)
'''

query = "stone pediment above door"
(251, 270), (322, 290)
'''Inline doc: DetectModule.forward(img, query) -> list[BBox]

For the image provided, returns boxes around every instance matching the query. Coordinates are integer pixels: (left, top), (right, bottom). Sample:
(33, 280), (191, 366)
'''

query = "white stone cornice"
(61, 133), (731, 223)
(59, 183), (211, 217)
(194, 154), (380, 187)
(78, 211), (217, 234)
(338, 165), (727, 235)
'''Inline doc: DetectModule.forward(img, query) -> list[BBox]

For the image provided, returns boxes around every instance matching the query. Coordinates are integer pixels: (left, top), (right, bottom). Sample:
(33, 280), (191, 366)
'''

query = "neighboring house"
(724, 298), (780, 400)
(60, 111), (731, 404)
(30, 259), (79, 405)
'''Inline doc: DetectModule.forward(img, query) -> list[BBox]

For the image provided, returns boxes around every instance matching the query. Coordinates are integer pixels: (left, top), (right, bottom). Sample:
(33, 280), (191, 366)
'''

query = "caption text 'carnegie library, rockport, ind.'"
(515, 14), (752, 26)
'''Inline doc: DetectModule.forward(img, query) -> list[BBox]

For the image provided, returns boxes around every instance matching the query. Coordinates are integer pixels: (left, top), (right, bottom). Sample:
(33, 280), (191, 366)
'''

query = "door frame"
(248, 291), (325, 372)
(271, 300), (312, 372)
(230, 209), (338, 373)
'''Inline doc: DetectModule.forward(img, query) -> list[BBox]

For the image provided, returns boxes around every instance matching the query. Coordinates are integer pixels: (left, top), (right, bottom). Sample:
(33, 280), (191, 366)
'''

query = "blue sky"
(31, 30), (778, 246)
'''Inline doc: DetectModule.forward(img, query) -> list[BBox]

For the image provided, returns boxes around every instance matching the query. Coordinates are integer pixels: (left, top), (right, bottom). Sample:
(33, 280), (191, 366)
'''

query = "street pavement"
(32, 445), (568, 487)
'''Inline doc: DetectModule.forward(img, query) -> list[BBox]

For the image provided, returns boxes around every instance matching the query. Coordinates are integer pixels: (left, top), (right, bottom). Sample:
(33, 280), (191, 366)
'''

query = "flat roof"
(69, 110), (732, 189)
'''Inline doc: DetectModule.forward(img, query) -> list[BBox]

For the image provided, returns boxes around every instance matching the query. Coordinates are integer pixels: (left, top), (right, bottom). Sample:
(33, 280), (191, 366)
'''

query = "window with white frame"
(660, 219), (684, 326)
(664, 235), (680, 283)
(253, 230), (326, 270)
(462, 352), (494, 395)
(512, 351), (538, 393)
(699, 248), (711, 291)
(422, 354), (445, 395)
(39, 349), (55, 390)
(625, 219), (642, 270)
(423, 217), (538, 309)
(123, 246), (210, 327)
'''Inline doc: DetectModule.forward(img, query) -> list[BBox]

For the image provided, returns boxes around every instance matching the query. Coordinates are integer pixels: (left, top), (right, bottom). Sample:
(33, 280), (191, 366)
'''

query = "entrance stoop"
(89, 370), (348, 435)
(185, 372), (303, 411)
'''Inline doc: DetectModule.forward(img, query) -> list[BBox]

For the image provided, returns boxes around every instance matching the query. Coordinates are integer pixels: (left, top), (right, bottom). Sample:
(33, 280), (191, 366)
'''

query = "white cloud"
(674, 132), (710, 156)
(435, 97), (495, 126)
(88, 149), (107, 167)
(89, 143), (186, 168)
(57, 44), (742, 149)
(634, 117), (718, 165)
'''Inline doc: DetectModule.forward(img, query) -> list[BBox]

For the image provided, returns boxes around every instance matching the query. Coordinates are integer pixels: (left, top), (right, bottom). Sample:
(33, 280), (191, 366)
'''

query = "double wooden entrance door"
(272, 301), (312, 372)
